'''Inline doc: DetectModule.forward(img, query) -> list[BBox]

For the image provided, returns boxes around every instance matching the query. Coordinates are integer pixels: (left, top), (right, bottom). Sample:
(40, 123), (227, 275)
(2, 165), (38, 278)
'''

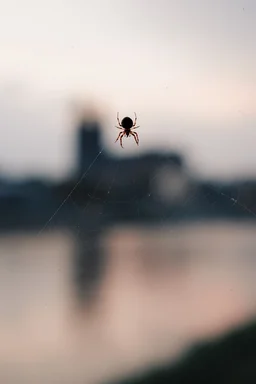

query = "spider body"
(115, 112), (140, 148)
(121, 117), (133, 132)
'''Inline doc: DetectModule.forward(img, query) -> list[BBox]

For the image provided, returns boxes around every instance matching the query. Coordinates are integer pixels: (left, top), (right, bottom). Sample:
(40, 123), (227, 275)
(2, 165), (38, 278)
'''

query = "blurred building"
(77, 118), (103, 176)
(0, 112), (255, 231)
(76, 115), (190, 212)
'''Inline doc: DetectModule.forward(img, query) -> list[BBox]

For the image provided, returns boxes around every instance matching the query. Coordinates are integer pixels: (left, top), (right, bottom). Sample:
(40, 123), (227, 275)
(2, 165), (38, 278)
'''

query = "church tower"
(77, 117), (102, 176)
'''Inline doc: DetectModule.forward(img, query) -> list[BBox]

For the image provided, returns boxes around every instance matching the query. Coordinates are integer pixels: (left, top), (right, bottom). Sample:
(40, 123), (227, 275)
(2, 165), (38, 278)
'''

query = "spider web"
(36, 132), (256, 240)
(33, 134), (256, 305)
(2, 115), (256, 384)
(37, 148), (104, 236)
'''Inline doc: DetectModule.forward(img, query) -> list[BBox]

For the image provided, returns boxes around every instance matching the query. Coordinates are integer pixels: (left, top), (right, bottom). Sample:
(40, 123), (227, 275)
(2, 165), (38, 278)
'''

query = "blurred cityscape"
(1, 109), (256, 384)
(1, 0), (256, 381)
(0, 111), (255, 233)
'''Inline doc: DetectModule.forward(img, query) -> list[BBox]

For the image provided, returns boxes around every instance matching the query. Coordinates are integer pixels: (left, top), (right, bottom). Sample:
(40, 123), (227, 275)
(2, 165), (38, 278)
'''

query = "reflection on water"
(0, 222), (256, 384)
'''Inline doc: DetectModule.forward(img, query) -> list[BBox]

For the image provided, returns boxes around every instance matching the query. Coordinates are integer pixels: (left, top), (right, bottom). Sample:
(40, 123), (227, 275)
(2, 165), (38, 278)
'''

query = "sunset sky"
(0, 0), (255, 180)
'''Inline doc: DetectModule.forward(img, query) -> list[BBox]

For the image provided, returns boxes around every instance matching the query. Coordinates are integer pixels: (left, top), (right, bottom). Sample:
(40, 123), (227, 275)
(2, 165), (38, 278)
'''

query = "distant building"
(76, 115), (190, 208)
(152, 161), (190, 204)
(77, 118), (103, 176)
(0, 112), (255, 231)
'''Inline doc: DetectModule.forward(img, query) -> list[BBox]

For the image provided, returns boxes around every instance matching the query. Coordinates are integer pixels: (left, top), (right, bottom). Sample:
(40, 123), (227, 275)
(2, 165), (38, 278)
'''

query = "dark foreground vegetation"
(111, 320), (256, 384)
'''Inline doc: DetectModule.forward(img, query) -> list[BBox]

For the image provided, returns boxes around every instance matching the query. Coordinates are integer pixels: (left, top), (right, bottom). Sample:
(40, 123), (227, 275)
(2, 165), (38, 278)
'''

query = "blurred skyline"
(0, 0), (255, 180)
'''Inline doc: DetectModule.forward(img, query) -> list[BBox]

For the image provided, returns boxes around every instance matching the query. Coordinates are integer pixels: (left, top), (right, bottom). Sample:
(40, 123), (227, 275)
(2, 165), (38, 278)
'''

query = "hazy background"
(0, 1), (256, 384)
(0, 0), (255, 179)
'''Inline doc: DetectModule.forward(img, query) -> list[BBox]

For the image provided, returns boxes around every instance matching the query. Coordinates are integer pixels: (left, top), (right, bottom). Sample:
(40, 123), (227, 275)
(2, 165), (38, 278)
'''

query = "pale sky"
(0, 0), (255, 180)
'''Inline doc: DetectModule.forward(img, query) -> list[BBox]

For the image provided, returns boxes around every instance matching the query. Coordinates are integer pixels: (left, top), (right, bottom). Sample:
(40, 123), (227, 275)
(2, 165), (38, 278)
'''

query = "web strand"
(143, 161), (256, 225)
(220, 192), (256, 218)
(37, 148), (104, 235)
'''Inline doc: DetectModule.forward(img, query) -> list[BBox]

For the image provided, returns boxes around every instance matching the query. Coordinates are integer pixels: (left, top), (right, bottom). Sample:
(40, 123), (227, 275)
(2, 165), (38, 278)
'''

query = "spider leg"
(133, 112), (137, 126)
(115, 132), (124, 148)
(134, 132), (139, 144)
(115, 131), (122, 143)
(115, 126), (123, 130)
(131, 125), (140, 130)
(131, 131), (139, 145)
(117, 112), (122, 127)
(120, 133), (124, 148)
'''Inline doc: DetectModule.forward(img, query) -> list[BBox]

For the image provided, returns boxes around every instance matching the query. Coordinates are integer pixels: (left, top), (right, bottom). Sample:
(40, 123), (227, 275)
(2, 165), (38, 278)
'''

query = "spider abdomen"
(121, 117), (133, 129)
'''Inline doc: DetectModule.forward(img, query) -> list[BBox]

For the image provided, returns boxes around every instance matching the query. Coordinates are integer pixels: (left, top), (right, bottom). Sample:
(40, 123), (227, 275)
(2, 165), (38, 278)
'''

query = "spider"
(115, 112), (140, 148)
